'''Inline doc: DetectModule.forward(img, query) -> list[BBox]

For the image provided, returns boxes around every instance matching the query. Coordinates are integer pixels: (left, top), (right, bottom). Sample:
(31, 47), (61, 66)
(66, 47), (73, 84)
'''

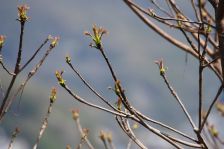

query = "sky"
(0, 0), (222, 148)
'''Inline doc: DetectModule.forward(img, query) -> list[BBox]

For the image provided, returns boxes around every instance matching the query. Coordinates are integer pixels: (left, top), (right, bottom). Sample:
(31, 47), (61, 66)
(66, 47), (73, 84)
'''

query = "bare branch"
(74, 118), (94, 149)
(57, 80), (129, 118)
(116, 116), (147, 149)
(66, 57), (123, 114)
(0, 20), (26, 120)
(8, 128), (20, 149)
(33, 87), (57, 149)
(162, 133), (204, 148)
(155, 61), (197, 130)
(1, 42), (58, 119)
(19, 37), (49, 72)
(0, 60), (15, 76)
(199, 85), (223, 133)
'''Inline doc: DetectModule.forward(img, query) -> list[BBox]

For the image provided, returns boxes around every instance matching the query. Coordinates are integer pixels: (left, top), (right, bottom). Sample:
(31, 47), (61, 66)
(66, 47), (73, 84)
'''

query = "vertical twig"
(8, 127), (20, 149)
(72, 109), (94, 149)
(197, 27), (203, 130)
(191, 0), (200, 22)
(198, 32), (209, 131)
(0, 21), (25, 121)
(33, 87), (57, 149)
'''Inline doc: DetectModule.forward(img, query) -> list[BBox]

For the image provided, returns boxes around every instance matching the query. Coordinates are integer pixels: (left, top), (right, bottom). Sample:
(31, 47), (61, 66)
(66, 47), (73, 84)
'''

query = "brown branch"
(191, 0), (200, 22)
(149, 0), (173, 17)
(75, 118), (94, 149)
(198, 33), (209, 131)
(199, 84), (223, 133)
(216, 1), (224, 87)
(127, 0), (215, 32)
(198, 30), (203, 130)
(1, 43), (57, 119)
(33, 88), (56, 149)
(66, 58), (123, 114)
(58, 81), (129, 118)
(0, 60), (15, 76)
(123, 0), (198, 57)
(202, 8), (215, 23)
(8, 127), (20, 149)
(19, 37), (49, 72)
(115, 116), (147, 149)
(124, 0), (223, 81)
(137, 117), (183, 149)
(0, 21), (25, 121)
(203, 56), (220, 68)
(134, 109), (197, 142)
(161, 72), (197, 130)
(162, 133), (203, 148)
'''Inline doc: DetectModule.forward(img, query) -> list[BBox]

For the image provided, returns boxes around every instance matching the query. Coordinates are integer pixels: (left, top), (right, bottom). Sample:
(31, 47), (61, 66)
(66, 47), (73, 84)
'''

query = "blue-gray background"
(0, 0), (222, 148)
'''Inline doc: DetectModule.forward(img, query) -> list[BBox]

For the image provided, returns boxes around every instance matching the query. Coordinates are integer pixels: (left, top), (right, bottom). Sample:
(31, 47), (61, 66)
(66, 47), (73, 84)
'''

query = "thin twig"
(202, 8), (215, 23)
(66, 60), (123, 114)
(90, 26), (183, 148)
(198, 32), (209, 131)
(199, 85), (223, 133)
(0, 60), (15, 76)
(191, 0), (200, 22)
(0, 21), (25, 121)
(8, 127), (20, 149)
(128, 0), (215, 29)
(99, 46), (118, 82)
(115, 116), (147, 149)
(123, 0), (222, 81)
(76, 138), (85, 149)
(19, 37), (49, 72)
(98, 43), (181, 148)
(127, 0), (210, 36)
(203, 56), (220, 68)
(134, 109), (197, 142)
(202, 128), (214, 148)
(165, 0), (175, 17)
(58, 82), (129, 118)
(75, 118), (94, 149)
(149, 0), (173, 17)
(135, 116), (183, 149)
(198, 28), (203, 130)
(198, 0), (203, 22)
(33, 90), (56, 149)
(162, 133), (203, 148)
(125, 117), (147, 149)
(2, 43), (57, 117)
(161, 73), (197, 130)
(96, 44), (134, 117)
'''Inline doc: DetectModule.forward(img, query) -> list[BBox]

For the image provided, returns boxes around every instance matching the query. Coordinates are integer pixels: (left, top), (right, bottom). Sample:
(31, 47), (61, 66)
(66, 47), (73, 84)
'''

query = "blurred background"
(0, 0), (222, 148)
